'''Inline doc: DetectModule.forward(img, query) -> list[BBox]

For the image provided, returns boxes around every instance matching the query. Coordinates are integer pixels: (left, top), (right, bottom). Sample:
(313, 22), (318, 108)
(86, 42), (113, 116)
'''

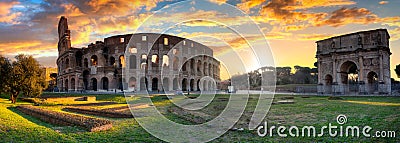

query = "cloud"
(313, 7), (378, 27)
(0, 1), (21, 24)
(0, 40), (57, 56)
(284, 0), (356, 10)
(389, 27), (400, 41)
(297, 33), (334, 41)
(237, 0), (266, 13)
(379, 1), (388, 5)
(265, 32), (292, 39)
(84, 0), (162, 15)
(259, 0), (328, 25)
(209, 0), (227, 5)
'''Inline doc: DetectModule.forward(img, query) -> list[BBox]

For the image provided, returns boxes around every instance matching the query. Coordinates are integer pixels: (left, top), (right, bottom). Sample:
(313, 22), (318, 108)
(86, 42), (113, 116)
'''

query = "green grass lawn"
(0, 94), (399, 142)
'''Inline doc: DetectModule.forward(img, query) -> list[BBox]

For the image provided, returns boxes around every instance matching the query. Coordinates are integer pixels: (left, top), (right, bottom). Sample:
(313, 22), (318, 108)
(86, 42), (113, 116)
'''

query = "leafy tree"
(0, 56), (12, 95)
(314, 62), (318, 68)
(395, 64), (400, 78)
(50, 73), (57, 79)
(0, 55), (47, 103)
(276, 67), (292, 85)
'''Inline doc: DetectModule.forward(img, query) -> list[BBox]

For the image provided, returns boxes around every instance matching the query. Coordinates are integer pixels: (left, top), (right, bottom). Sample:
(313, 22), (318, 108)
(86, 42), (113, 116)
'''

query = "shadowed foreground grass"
(0, 94), (399, 142)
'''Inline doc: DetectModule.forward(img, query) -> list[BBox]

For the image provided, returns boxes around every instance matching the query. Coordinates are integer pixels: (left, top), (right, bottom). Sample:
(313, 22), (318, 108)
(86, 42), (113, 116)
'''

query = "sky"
(0, 0), (399, 81)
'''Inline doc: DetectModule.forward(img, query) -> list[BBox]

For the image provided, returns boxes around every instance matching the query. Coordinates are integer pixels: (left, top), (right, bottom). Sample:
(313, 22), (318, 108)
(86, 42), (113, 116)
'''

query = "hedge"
(63, 106), (133, 118)
(16, 105), (112, 132)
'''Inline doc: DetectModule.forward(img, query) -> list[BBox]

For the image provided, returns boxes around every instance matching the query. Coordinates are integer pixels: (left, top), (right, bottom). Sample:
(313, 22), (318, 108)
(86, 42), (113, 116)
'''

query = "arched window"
(129, 55), (137, 69)
(141, 54), (147, 70)
(84, 58), (88, 68)
(152, 54), (159, 67)
(65, 58), (70, 68)
(119, 55), (125, 68)
(163, 55), (169, 67)
(91, 55), (98, 66)
(110, 57), (115, 66)
(130, 47), (137, 53)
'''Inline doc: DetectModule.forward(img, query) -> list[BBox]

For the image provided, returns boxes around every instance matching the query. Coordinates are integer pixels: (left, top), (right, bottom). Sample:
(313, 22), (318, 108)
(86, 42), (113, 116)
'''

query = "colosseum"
(57, 16), (220, 92)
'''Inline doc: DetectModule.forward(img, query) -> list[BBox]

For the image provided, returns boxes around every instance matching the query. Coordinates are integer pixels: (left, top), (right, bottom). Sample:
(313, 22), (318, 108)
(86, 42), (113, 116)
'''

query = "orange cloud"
(0, 1), (21, 24)
(297, 33), (334, 41)
(237, 0), (266, 13)
(86, 0), (162, 15)
(313, 7), (378, 27)
(0, 41), (57, 56)
(284, 0), (356, 10)
(259, 0), (328, 25)
(60, 3), (84, 17)
(265, 32), (292, 39)
(379, 1), (388, 5)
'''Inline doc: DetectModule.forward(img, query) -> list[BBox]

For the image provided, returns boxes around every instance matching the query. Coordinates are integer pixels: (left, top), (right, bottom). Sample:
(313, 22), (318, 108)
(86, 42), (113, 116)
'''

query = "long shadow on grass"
(7, 106), (86, 133)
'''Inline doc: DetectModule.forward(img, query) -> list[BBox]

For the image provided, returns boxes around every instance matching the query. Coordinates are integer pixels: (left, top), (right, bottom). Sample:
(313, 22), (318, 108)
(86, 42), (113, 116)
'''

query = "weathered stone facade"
(316, 29), (391, 95)
(57, 16), (220, 92)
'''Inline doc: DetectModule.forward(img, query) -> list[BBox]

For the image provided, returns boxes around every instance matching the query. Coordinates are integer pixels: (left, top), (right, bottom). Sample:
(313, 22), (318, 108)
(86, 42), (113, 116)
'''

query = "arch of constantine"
(316, 29), (391, 95)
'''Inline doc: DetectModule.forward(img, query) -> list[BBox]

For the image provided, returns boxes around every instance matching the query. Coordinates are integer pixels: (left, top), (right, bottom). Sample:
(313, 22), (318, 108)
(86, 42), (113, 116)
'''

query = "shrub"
(16, 105), (112, 132)
(328, 96), (344, 100)
(63, 107), (133, 118)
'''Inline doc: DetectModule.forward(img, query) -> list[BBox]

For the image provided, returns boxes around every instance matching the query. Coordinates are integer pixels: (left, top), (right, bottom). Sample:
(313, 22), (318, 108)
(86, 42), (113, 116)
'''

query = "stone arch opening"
(197, 79), (200, 91)
(173, 78), (178, 90)
(83, 70), (89, 90)
(84, 58), (89, 68)
(91, 55), (98, 66)
(129, 77), (137, 91)
(152, 78), (158, 91)
(119, 55), (125, 68)
(151, 54), (159, 68)
(324, 74), (333, 94)
(65, 58), (70, 68)
(91, 78), (97, 91)
(70, 78), (75, 91)
(75, 51), (83, 67)
(367, 71), (378, 93)
(190, 79), (194, 91)
(162, 55), (169, 67)
(101, 77), (109, 90)
(340, 61), (358, 84)
(182, 78), (188, 91)
(163, 78), (169, 91)
(129, 55), (136, 69)
(340, 61), (358, 93)
(65, 79), (69, 91)
(110, 56), (115, 66)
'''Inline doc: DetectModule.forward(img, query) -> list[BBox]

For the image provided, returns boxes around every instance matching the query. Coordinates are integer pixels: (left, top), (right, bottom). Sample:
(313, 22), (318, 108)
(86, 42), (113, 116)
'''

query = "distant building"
(56, 16), (220, 92)
(316, 29), (391, 95)
(42, 67), (58, 82)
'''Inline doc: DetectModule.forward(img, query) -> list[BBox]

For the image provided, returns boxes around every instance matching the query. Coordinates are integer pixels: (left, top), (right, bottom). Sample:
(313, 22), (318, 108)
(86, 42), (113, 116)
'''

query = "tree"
(50, 73), (57, 79)
(0, 56), (12, 95)
(395, 64), (400, 78)
(0, 55), (47, 103)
